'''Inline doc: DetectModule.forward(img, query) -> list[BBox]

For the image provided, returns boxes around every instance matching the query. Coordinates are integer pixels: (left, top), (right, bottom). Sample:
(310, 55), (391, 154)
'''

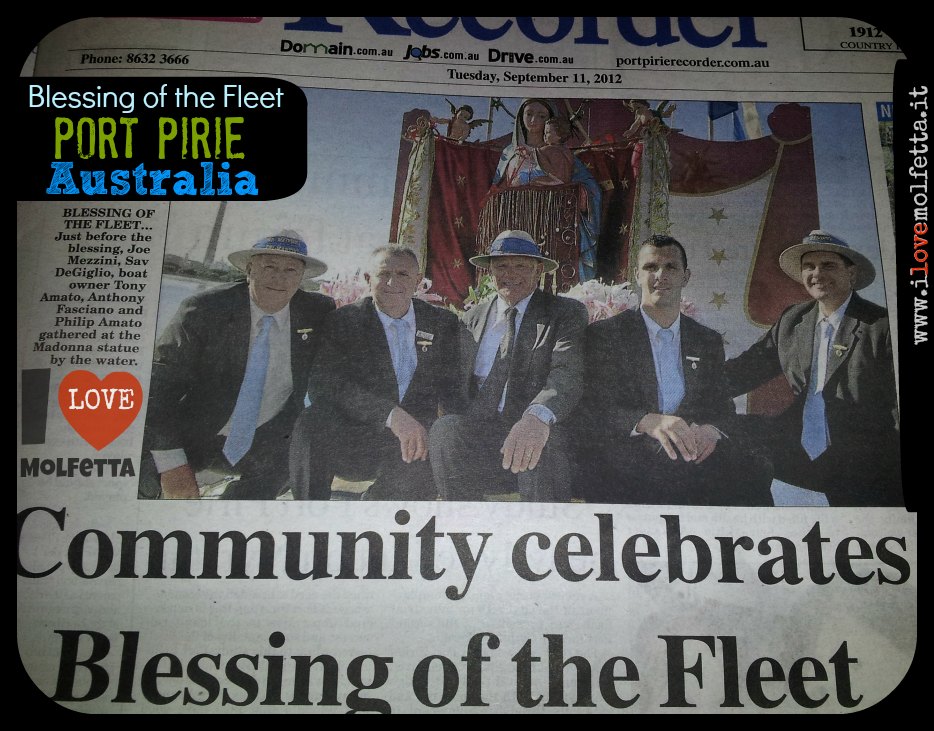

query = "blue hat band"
(801, 230), (851, 249)
(253, 236), (308, 257)
(491, 236), (542, 257)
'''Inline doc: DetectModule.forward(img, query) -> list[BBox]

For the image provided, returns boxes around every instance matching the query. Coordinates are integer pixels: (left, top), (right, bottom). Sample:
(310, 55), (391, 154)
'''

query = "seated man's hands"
(389, 406), (429, 463)
(501, 412), (551, 473)
(690, 423), (722, 464)
(160, 463), (201, 499)
(636, 413), (698, 462)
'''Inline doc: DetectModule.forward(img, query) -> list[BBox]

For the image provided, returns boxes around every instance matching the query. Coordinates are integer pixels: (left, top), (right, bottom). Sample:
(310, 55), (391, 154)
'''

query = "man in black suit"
(141, 231), (335, 500)
(724, 230), (902, 506)
(575, 234), (773, 506)
(288, 245), (463, 500)
(430, 230), (588, 502)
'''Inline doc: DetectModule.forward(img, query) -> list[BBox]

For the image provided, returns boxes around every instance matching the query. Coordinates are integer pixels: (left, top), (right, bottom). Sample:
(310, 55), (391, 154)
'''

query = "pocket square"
(533, 323), (550, 349)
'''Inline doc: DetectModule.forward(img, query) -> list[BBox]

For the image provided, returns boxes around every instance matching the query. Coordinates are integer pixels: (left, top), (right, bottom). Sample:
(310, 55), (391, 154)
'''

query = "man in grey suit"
(288, 245), (463, 500)
(724, 230), (902, 507)
(430, 230), (588, 502)
(141, 231), (334, 500)
(574, 234), (773, 505)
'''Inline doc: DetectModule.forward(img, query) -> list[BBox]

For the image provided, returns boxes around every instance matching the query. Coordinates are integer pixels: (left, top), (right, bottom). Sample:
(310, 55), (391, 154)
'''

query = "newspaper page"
(17, 17), (922, 713)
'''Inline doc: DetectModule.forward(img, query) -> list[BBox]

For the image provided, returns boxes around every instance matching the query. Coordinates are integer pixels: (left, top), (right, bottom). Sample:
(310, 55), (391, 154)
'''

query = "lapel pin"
(297, 327), (314, 341)
(686, 356), (700, 370)
(832, 344), (848, 357)
(416, 330), (434, 352)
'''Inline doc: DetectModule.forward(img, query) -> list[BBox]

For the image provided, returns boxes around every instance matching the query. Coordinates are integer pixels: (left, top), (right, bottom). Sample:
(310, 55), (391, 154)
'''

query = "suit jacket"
(579, 308), (736, 444)
(459, 289), (588, 423)
(308, 297), (464, 429)
(724, 292), (899, 452)
(145, 281), (335, 452)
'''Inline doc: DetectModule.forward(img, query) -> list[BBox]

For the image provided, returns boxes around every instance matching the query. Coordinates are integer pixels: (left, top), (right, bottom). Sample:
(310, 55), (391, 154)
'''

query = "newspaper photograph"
(17, 17), (921, 713)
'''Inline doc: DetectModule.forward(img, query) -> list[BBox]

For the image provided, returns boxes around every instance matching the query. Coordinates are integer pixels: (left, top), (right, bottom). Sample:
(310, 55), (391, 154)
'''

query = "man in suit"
(430, 230), (588, 502)
(141, 231), (335, 500)
(575, 234), (773, 505)
(724, 230), (902, 507)
(288, 245), (463, 500)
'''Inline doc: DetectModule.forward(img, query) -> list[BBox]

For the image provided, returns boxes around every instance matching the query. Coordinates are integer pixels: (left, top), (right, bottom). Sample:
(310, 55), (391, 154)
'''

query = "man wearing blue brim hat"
(140, 230), (335, 500)
(430, 230), (588, 501)
(467, 229), (560, 273)
(725, 229), (902, 506)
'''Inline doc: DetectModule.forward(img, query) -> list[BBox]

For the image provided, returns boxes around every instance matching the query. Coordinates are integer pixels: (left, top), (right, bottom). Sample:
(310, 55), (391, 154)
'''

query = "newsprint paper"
(17, 17), (923, 714)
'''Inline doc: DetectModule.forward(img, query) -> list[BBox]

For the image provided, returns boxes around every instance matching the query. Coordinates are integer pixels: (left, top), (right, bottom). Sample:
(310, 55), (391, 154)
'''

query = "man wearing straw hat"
(140, 230), (334, 500)
(429, 230), (588, 502)
(725, 230), (902, 506)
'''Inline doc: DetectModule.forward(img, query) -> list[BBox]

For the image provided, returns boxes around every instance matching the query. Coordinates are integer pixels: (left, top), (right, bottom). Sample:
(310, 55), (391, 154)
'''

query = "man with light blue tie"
(574, 234), (773, 505)
(141, 231), (335, 499)
(724, 230), (902, 506)
(288, 246), (464, 500)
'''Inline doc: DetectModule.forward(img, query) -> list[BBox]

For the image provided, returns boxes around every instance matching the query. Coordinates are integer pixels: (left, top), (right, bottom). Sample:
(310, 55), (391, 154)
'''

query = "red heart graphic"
(58, 371), (143, 450)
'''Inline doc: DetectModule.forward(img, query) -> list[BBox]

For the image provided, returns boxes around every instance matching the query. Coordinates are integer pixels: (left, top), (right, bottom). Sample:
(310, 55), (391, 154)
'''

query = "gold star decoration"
(709, 208), (727, 224)
(454, 216), (465, 230)
(620, 178), (630, 190)
(710, 292), (729, 310)
(456, 175), (467, 187)
(452, 258), (463, 269)
(709, 249), (728, 265)
(618, 223), (629, 235)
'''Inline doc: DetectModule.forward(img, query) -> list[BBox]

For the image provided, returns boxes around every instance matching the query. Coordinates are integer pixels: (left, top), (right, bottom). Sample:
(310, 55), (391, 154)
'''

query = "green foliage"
(450, 274), (497, 314)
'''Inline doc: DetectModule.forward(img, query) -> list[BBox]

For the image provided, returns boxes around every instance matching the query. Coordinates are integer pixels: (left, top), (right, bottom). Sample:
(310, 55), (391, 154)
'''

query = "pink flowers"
(414, 278), (444, 304)
(316, 273), (370, 309)
(318, 272), (443, 309)
(560, 279), (700, 324)
(318, 271), (699, 322)
(679, 298), (699, 320)
(560, 279), (640, 323)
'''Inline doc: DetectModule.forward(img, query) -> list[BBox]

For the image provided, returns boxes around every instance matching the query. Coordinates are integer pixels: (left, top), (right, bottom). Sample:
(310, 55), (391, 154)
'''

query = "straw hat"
(469, 230), (558, 273)
(228, 230), (327, 280)
(778, 230), (875, 290)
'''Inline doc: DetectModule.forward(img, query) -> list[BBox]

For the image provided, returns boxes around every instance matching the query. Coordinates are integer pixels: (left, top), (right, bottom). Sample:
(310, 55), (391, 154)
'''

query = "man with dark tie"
(288, 245), (463, 500)
(429, 230), (588, 502)
(140, 231), (335, 500)
(724, 230), (902, 507)
(574, 234), (773, 505)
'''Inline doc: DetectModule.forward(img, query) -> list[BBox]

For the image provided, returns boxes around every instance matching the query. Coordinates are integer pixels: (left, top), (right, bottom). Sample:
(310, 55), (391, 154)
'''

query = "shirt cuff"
(151, 448), (188, 474)
(525, 404), (556, 425)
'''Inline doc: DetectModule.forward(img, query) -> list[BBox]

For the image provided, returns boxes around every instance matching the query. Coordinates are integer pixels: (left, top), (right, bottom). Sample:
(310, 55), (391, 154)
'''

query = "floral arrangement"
(317, 272), (443, 309)
(316, 271), (698, 323)
(560, 278), (640, 323)
(414, 278), (445, 304)
(456, 275), (499, 312)
(560, 278), (699, 323)
(315, 273), (370, 309)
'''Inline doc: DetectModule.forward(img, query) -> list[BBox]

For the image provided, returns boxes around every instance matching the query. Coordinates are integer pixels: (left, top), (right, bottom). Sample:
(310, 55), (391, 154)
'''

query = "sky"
(164, 89), (889, 306)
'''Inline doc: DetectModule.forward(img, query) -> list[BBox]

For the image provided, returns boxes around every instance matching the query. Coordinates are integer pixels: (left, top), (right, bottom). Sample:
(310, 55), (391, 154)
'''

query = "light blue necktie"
(657, 328), (685, 414)
(223, 315), (273, 466)
(801, 319), (833, 460)
(391, 319), (416, 402)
